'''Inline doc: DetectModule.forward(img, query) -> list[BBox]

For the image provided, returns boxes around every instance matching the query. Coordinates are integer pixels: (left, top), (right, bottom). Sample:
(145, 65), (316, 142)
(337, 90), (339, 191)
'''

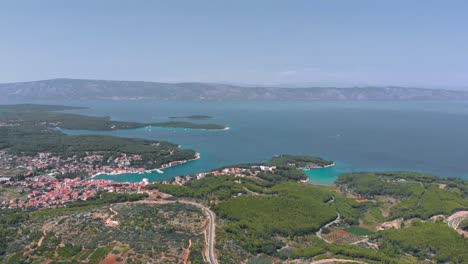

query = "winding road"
(179, 200), (218, 264)
(131, 199), (218, 264)
(447, 211), (468, 237)
(316, 213), (341, 242)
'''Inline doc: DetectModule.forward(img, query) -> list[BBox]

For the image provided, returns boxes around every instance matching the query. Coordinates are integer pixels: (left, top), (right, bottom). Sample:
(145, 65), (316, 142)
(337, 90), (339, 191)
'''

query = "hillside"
(2, 155), (468, 263)
(1, 78), (468, 101)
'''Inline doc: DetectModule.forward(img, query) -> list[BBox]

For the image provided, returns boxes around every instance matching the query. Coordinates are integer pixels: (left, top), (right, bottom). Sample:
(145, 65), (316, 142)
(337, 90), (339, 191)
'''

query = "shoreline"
(301, 162), (337, 170)
(88, 152), (201, 180)
(302, 163), (339, 186)
(143, 125), (230, 131)
(322, 162), (336, 168)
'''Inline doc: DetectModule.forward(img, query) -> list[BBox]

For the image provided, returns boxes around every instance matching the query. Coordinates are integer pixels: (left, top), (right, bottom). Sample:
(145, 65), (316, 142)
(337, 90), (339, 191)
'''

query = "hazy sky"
(1, 0), (468, 87)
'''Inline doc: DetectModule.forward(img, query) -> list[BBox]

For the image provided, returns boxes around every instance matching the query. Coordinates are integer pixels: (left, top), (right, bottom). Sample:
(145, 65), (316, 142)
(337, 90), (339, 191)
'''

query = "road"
(131, 199), (218, 264)
(316, 213), (341, 242)
(448, 217), (459, 229)
(180, 200), (218, 264)
(447, 211), (468, 237)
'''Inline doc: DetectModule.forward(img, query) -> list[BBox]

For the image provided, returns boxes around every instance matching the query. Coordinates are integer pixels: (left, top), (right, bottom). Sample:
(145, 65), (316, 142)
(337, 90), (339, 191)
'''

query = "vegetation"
(268, 154), (334, 168)
(2, 140), (468, 264)
(460, 220), (468, 231)
(147, 174), (247, 200)
(148, 166), (468, 263)
(256, 166), (309, 183)
(214, 182), (361, 255)
(169, 114), (213, 120)
(344, 227), (373, 236)
(337, 171), (468, 197)
(67, 192), (148, 208)
(0, 127), (196, 169)
(0, 209), (30, 256)
(391, 185), (467, 219)
(337, 172), (468, 219)
(0, 104), (226, 130)
(374, 221), (468, 263)
(149, 121), (225, 130)
(290, 236), (395, 263)
(336, 172), (425, 198)
(1, 203), (206, 263)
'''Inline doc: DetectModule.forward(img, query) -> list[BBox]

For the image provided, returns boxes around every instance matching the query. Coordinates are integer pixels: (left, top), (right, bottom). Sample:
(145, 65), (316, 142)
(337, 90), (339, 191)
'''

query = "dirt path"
(242, 186), (261, 196)
(178, 239), (192, 264)
(129, 199), (218, 264)
(316, 213), (341, 243)
(37, 229), (47, 247)
(109, 206), (118, 217)
(104, 206), (120, 227)
(37, 220), (59, 246)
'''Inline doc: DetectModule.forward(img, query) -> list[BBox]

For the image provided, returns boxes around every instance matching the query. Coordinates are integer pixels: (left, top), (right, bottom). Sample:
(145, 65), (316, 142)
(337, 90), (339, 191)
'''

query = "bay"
(5, 99), (468, 183)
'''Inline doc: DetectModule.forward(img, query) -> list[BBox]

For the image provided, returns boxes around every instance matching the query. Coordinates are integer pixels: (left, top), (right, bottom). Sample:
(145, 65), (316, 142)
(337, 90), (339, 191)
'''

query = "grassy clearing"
(87, 243), (115, 264)
(344, 227), (373, 236)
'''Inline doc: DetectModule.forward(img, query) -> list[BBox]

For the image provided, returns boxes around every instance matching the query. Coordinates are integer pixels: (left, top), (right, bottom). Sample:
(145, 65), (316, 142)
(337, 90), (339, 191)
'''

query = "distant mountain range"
(1, 78), (468, 101)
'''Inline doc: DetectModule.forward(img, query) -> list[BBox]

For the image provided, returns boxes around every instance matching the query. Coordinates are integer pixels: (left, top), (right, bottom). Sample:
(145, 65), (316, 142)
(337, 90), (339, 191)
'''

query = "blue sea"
(6, 100), (468, 184)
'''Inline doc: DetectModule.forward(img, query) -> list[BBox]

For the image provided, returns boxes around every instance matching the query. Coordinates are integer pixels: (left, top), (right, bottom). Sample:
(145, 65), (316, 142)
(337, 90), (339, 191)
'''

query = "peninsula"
(169, 114), (213, 120)
(0, 104), (206, 180)
(0, 104), (228, 130)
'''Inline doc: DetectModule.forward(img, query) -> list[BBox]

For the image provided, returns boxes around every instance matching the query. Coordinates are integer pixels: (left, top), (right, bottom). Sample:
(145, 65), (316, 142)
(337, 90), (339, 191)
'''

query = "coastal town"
(0, 149), (207, 209)
(0, 166), (276, 209)
(0, 151), (197, 179)
(0, 148), (276, 209)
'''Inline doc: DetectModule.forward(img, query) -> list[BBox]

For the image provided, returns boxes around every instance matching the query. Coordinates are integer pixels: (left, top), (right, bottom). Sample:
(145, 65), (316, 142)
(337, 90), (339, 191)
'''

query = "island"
(147, 121), (225, 130)
(269, 154), (335, 168)
(1, 147), (467, 264)
(169, 114), (213, 120)
(0, 104), (228, 130)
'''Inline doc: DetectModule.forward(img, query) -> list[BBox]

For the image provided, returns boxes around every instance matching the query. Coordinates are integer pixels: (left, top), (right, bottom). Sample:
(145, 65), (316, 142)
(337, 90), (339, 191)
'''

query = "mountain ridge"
(1, 78), (467, 101)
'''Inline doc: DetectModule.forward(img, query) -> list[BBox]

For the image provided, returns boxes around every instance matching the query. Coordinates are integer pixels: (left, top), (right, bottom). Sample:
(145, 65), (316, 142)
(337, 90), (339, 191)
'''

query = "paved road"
(448, 215), (467, 230)
(132, 200), (218, 264)
(180, 201), (218, 264)
(448, 217), (458, 229)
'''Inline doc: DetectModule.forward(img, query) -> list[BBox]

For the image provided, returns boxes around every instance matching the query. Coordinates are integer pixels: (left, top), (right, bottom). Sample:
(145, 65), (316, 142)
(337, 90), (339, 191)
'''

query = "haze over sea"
(9, 100), (468, 184)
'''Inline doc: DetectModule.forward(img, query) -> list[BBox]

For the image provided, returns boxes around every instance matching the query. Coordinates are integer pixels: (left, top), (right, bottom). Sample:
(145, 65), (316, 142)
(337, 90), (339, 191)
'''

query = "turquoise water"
(4, 100), (468, 184)
(304, 166), (345, 185)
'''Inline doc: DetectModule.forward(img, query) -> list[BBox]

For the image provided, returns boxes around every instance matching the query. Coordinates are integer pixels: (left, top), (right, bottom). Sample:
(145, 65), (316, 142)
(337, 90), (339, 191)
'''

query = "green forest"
(374, 222), (468, 263)
(0, 104), (205, 170)
(337, 172), (468, 219)
(0, 127), (196, 169)
(147, 166), (468, 263)
(268, 154), (334, 168)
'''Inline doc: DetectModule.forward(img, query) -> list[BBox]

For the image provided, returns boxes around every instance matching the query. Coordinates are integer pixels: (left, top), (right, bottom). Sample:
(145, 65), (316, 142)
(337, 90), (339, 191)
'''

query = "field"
(1, 203), (206, 264)
(344, 227), (373, 236)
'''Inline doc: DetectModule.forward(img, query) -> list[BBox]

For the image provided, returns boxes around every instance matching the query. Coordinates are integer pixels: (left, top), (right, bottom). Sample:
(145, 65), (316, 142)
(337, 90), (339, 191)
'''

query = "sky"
(1, 0), (468, 88)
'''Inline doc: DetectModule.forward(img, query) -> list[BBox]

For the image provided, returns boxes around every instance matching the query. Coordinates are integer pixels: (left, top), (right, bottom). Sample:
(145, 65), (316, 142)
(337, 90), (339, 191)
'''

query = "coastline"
(301, 162), (337, 170)
(88, 152), (201, 180)
(303, 162), (340, 186)
(322, 162), (336, 168)
(144, 125), (230, 131)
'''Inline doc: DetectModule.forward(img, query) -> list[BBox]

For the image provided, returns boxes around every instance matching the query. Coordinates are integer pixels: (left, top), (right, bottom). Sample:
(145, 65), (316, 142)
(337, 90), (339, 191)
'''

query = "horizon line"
(1, 77), (467, 91)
